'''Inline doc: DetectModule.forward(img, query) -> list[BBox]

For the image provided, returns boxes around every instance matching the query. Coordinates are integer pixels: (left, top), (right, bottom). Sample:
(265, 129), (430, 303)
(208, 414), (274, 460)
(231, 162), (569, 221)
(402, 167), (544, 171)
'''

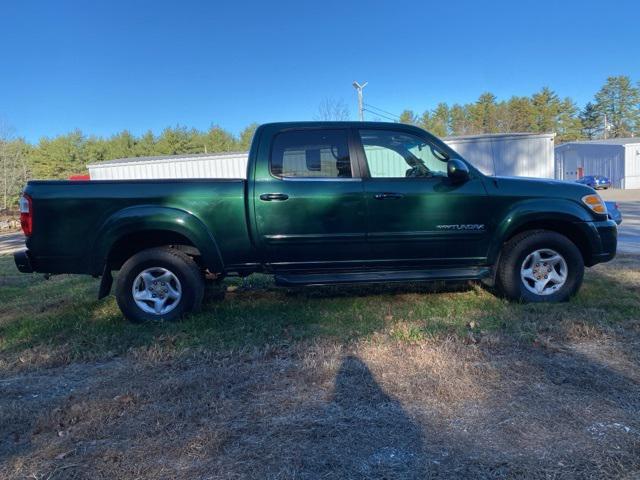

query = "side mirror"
(447, 159), (469, 183)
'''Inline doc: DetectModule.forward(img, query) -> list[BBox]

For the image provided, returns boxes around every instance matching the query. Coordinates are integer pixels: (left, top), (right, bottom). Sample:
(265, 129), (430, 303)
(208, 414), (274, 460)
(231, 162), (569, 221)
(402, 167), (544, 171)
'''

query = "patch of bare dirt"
(1, 332), (639, 479)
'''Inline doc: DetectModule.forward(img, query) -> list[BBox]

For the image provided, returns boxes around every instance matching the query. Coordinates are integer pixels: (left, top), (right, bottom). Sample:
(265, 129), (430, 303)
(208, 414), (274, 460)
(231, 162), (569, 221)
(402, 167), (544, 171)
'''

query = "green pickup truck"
(15, 122), (617, 322)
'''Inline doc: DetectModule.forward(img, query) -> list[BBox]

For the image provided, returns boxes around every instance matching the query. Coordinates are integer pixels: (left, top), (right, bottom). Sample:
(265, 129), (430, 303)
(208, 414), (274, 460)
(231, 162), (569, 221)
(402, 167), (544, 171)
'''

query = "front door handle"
(373, 192), (404, 200)
(259, 193), (289, 202)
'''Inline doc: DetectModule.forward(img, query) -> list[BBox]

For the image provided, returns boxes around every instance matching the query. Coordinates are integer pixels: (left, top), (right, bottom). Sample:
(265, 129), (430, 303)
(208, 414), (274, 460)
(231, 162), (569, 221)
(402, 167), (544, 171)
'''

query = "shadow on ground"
(1, 332), (639, 479)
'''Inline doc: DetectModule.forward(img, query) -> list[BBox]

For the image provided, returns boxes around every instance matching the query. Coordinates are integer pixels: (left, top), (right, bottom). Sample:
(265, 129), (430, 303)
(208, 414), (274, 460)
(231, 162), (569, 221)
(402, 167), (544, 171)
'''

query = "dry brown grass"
(1, 332), (640, 479)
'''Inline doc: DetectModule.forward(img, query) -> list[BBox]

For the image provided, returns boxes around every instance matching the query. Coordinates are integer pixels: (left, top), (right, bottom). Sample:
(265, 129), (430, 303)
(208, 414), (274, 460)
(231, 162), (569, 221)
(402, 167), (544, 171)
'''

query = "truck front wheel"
(497, 230), (584, 302)
(115, 247), (204, 323)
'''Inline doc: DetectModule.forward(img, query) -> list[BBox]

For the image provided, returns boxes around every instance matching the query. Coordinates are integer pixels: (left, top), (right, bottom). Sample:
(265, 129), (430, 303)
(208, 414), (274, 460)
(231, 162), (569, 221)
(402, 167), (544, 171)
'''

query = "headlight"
(582, 194), (607, 214)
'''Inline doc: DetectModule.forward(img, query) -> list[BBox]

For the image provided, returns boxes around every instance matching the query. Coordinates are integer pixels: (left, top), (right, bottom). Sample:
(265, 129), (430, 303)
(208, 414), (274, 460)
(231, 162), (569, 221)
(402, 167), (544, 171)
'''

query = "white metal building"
(88, 152), (249, 180)
(87, 132), (556, 180)
(554, 138), (640, 189)
(444, 132), (556, 178)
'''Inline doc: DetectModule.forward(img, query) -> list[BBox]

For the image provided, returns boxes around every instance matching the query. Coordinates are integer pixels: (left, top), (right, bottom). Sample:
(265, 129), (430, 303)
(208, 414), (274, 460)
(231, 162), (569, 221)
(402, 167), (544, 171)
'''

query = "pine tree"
(470, 93), (498, 133)
(135, 131), (157, 156)
(503, 96), (535, 132)
(531, 87), (561, 133)
(238, 123), (259, 150)
(156, 126), (200, 155)
(107, 130), (137, 159)
(83, 136), (108, 164)
(449, 104), (471, 136)
(399, 110), (418, 125)
(556, 98), (583, 142)
(417, 111), (430, 132)
(429, 103), (450, 137)
(579, 102), (601, 139)
(29, 130), (86, 178)
(594, 76), (640, 137)
(205, 126), (236, 152)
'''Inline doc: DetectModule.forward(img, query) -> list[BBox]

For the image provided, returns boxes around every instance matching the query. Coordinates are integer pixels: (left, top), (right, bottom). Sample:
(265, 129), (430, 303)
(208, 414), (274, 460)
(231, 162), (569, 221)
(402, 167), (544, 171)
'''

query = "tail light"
(19, 193), (33, 236)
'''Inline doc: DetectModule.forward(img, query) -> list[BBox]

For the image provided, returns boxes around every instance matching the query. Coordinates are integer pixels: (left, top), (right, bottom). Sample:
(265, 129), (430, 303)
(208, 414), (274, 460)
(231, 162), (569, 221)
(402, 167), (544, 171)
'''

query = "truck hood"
(491, 175), (594, 200)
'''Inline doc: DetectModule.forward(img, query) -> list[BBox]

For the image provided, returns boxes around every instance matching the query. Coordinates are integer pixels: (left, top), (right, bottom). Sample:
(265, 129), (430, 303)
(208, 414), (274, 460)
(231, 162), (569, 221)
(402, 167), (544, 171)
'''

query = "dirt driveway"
(0, 232), (24, 256)
(600, 189), (640, 254)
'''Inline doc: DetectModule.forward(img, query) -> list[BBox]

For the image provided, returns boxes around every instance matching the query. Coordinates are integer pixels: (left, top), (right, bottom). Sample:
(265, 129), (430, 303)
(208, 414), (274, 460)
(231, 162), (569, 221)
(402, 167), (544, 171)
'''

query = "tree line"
(0, 123), (258, 211)
(394, 76), (640, 141)
(1, 75), (639, 211)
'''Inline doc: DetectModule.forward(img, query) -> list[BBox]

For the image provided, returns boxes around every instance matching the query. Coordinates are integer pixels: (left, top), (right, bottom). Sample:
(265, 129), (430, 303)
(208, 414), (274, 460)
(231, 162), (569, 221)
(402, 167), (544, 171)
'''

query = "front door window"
(358, 130), (449, 178)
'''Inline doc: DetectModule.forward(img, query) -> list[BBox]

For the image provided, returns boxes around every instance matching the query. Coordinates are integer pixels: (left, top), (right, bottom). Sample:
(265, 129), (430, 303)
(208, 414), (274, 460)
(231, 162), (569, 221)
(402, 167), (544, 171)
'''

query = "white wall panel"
(555, 143), (627, 188)
(88, 153), (250, 180)
(624, 144), (640, 189)
(445, 134), (555, 178)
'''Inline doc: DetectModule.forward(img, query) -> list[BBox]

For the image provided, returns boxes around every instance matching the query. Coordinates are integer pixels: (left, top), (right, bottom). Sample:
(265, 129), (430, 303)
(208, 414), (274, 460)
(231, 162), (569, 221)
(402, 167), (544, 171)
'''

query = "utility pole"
(603, 113), (608, 139)
(352, 81), (368, 121)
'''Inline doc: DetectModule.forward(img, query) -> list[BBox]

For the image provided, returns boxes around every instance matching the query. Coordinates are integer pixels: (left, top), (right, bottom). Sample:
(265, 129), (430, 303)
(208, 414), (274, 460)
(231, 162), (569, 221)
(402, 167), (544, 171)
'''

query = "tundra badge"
(436, 224), (485, 231)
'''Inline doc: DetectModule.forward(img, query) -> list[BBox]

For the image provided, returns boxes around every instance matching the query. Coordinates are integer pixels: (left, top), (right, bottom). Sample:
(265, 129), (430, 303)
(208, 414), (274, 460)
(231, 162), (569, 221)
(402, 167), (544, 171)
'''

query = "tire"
(497, 230), (584, 303)
(115, 247), (204, 323)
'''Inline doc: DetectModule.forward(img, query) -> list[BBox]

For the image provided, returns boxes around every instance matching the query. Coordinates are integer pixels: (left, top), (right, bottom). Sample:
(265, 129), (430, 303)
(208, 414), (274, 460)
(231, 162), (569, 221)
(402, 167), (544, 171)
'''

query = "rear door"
(253, 128), (367, 270)
(356, 128), (492, 267)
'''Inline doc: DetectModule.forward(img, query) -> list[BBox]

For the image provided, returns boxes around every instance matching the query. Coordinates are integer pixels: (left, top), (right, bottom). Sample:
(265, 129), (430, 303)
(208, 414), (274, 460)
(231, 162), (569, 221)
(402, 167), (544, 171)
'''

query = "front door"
(254, 128), (367, 270)
(357, 128), (491, 267)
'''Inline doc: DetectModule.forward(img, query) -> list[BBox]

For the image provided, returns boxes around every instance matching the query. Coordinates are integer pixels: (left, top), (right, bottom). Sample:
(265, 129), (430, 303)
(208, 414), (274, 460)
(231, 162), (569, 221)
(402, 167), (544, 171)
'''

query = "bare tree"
(315, 98), (350, 121)
(0, 122), (29, 211)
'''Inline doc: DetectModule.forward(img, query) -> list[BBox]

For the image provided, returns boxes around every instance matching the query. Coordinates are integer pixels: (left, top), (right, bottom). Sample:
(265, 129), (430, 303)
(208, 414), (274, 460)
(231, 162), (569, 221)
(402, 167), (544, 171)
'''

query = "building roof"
(88, 151), (249, 168)
(444, 132), (555, 142)
(558, 137), (640, 147)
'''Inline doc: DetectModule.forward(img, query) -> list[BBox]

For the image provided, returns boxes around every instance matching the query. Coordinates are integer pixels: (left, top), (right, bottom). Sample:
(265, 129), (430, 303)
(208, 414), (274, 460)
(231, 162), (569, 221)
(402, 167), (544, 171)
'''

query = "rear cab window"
(270, 130), (353, 179)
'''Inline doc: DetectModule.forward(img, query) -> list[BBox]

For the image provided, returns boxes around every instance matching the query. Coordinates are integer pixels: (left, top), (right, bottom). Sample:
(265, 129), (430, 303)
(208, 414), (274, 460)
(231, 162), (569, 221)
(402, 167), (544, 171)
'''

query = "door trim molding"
(368, 230), (486, 241)
(263, 232), (366, 244)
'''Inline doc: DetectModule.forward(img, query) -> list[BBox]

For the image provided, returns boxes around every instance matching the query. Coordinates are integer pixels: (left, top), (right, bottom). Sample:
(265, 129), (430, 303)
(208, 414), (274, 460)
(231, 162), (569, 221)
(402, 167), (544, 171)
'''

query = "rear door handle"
(374, 192), (404, 200)
(259, 193), (289, 201)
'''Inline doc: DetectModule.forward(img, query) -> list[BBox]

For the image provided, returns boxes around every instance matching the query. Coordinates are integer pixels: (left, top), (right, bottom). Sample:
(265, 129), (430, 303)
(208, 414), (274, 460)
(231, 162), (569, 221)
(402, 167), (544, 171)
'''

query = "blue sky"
(2, 0), (639, 142)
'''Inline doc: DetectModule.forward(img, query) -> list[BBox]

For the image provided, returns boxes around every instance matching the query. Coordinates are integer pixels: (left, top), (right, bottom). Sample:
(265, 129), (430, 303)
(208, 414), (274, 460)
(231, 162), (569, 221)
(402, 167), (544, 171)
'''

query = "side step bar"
(274, 267), (491, 287)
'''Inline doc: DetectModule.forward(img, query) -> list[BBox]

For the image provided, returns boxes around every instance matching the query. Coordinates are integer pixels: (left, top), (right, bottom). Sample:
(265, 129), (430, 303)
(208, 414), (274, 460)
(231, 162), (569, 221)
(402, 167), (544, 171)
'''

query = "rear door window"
(271, 130), (352, 178)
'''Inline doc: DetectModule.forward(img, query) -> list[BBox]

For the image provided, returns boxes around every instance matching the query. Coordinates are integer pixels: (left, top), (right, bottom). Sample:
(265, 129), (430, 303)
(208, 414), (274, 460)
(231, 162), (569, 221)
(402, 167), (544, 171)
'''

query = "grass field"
(1, 255), (639, 368)
(1, 254), (640, 479)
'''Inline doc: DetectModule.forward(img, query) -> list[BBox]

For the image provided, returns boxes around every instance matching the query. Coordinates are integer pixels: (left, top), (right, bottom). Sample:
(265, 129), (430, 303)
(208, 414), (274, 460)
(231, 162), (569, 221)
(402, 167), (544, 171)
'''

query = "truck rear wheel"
(115, 247), (204, 323)
(497, 230), (584, 303)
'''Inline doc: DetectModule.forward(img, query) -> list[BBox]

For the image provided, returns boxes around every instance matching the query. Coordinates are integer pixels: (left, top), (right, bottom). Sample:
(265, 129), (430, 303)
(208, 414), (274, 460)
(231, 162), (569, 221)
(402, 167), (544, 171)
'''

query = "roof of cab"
(259, 121), (405, 129)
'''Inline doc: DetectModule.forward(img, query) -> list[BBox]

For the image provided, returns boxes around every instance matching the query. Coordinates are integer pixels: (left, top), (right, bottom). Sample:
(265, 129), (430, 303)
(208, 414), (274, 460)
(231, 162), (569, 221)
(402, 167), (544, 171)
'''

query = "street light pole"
(352, 81), (368, 121)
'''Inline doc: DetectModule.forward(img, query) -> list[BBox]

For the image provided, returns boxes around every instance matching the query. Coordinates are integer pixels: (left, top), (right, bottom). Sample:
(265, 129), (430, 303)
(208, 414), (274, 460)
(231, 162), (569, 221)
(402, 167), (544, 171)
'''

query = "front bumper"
(579, 219), (617, 265)
(14, 249), (34, 273)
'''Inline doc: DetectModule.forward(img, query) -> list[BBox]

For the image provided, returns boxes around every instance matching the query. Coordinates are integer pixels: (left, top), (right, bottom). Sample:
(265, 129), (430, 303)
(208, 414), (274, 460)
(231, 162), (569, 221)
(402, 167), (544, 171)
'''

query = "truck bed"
(24, 179), (255, 275)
